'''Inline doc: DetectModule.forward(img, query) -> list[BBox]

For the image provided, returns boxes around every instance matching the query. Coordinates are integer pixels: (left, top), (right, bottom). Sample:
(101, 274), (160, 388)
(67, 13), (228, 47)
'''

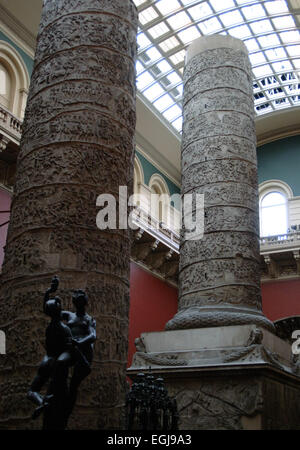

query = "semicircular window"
(260, 191), (288, 237)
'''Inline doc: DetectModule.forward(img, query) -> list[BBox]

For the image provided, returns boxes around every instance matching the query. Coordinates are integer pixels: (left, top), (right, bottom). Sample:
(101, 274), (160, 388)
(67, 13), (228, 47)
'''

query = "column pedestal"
(128, 325), (300, 429)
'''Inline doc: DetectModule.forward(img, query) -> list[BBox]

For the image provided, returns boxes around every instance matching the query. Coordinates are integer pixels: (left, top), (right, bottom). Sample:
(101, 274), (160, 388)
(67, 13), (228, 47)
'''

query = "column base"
(165, 307), (275, 333)
(128, 324), (300, 429)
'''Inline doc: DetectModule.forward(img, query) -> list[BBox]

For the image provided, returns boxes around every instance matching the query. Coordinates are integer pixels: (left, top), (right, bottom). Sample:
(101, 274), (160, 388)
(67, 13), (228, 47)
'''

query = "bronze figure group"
(27, 276), (96, 429)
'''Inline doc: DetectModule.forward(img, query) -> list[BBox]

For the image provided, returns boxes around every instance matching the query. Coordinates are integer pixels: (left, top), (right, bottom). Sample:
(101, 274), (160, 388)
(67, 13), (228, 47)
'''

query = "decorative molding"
(259, 179), (294, 200)
(134, 154), (145, 186)
(149, 173), (170, 196)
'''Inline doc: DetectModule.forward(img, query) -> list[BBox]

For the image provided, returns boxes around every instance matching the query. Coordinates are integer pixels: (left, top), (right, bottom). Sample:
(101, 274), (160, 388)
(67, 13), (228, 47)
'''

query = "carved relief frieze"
(182, 135), (257, 165)
(182, 159), (257, 192)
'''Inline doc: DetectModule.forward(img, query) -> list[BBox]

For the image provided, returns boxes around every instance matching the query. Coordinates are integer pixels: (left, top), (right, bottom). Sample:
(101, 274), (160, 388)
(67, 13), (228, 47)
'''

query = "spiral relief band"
(0, 0), (138, 430)
(166, 35), (275, 333)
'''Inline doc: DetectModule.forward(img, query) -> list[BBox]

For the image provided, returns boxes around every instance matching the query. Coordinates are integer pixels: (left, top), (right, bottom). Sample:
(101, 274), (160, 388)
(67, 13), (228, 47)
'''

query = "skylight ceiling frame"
(134, 0), (300, 134)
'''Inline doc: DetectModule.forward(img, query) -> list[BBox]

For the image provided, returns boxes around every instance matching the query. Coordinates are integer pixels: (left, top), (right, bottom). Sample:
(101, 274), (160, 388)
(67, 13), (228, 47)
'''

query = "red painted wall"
(0, 188), (11, 268)
(128, 265), (300, 367)
(262, 279), (300, 322)
(128, 262), (178, 367)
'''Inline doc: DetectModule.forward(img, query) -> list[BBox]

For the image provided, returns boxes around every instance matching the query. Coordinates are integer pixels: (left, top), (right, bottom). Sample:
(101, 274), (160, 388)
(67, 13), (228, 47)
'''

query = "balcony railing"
(260, 231), (300, 252)
(132, 206), (300, 256)
(131, 206), (180, 252)
(0, 105), (22, 143)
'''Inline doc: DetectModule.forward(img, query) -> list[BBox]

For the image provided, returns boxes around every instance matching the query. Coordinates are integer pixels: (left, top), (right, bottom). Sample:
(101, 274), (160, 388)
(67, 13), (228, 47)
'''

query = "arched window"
(259, 180), (292, 237)
(151, 184), (163, 222)
(149, 174), (170, 224)
(0, 41), (30, 118)
(133, 156), (144, 196)
(260, 192), (288, 236)
(133, 156), (145, 208)
(0, 62), (11, 109)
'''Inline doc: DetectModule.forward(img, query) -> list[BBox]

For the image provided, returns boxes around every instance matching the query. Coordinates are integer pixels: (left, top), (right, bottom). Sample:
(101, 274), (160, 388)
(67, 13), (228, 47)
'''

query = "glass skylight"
(134, 0), (300, 135)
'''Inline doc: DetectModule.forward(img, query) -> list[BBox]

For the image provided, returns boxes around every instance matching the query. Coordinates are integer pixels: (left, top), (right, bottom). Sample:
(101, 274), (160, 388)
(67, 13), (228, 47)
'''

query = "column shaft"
(166, 35), (274, 332)
(0, 0), (137, 429)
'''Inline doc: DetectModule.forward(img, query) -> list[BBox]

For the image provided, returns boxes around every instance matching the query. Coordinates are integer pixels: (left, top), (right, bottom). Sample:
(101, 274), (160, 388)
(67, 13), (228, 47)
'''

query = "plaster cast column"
(166, 35), (274, 332)
(0, 0), (137, 429)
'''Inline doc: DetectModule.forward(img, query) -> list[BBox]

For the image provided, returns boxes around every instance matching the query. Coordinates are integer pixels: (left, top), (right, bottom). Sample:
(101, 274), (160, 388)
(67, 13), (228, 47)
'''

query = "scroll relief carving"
(182, 135), (257, 165)
(182, 159), (257, 192)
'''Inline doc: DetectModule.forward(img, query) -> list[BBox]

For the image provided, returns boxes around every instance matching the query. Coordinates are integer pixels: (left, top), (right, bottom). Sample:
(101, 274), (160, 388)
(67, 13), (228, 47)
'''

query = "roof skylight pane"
(156, 60), (172, 73)
(280, 30), (300, 43)
(136, 61), (144, 75)
(273, 98), (289, 109)
(137, 71), (154, 90)
(272, 16), (296, 30)
(250, 20), (273, 34)
(229, 24), (251, 39)
(153, 94), (174, 112)
(235, 0), (256, 4)
(210, 0), (234, 12)
(133, 0), (147, 6)
(265, 47), (287, 61)
(181, 0), (196, 5)
(242, 4), (266, 20)
(178, 26), (201, 44)
(155, 0), (181, 15)
(167, 11), (192, 31)
(256, 102), (272, 114)
(258, 34), (280, 48)
(172, 116), (183, 132)
(137, 33), (151, 50)
(293, 59), (300, 68)
(146, 47), (162, 63)
(244, 38), (260, 52)
(173, 83), (183, 96)
(163, 104), (182, 121)
(272, 60), (293, 71)
(264, 0), (289, 15)
(139, 7), (159, 25)
(249, 52), (267, 65)
(148, 22), (170, 39)
(287, 45), (300, 57)
(220, 10), (243, 27)
(135, 0), (300, 129)
(159, 36), (180, 52)
(167, 71), (181, 85)
(252, 65), (273, 77)
(143, 83), (165, 101)
(170, 50), (186, 65)
(198, 17), (222, 34)
(188, 2), (213, 21)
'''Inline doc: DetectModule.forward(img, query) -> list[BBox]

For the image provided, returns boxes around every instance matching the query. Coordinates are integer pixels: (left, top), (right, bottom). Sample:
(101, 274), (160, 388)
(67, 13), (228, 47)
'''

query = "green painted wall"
(257, 135), (300, 196)
(0, 31), (34, 76)
(137, 134), (300, 210)
(135, 150), (180, 209)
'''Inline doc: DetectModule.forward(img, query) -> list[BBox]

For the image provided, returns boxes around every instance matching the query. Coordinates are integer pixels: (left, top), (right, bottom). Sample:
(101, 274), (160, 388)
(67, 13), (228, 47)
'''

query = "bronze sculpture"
(27, 276), (96, 429)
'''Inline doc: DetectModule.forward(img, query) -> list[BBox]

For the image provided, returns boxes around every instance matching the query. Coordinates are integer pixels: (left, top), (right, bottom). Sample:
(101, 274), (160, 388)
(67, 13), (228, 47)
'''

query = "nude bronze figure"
(27, 276), (96, 429)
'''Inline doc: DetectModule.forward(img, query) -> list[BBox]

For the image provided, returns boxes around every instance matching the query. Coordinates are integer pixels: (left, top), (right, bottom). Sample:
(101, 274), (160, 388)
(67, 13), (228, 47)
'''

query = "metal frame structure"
(134, 0), (300, 136)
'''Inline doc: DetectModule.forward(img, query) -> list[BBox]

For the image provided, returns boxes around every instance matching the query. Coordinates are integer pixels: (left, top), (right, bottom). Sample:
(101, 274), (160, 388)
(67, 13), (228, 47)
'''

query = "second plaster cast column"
(166, 35), (274, 332)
